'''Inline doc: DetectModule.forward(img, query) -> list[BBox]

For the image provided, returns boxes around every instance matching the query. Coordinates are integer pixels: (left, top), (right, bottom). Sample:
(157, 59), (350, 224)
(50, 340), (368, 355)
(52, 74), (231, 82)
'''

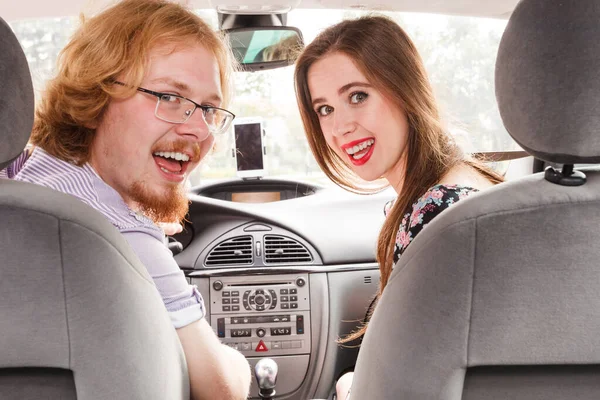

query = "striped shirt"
(2, 147), (205, 328)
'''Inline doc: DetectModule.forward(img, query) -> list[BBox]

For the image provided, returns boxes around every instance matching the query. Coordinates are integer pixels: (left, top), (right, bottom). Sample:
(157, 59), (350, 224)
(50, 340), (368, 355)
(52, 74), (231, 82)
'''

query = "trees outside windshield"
(10, 10), (513, 186)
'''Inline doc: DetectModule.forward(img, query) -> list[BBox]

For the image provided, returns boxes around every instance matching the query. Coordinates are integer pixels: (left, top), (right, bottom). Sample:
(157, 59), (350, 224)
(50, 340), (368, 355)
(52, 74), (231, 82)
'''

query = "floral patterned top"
(385, 184), (479, 265)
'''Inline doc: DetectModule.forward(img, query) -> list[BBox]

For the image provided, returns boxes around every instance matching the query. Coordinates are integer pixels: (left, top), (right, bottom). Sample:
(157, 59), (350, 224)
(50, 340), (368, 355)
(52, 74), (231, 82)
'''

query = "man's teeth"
(153, 151), (190, 162)
(345, 139), (375, 156)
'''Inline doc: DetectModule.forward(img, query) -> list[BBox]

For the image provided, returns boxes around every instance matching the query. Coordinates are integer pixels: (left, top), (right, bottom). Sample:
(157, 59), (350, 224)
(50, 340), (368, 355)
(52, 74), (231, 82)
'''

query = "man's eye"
(316, 105), (333, 116)
(350, 92), (368, 104)
(161, 94), (182, 104)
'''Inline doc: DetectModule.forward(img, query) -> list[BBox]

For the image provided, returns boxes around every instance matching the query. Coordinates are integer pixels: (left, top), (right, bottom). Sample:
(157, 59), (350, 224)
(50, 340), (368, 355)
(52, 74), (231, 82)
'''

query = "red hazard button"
(255, 340), (268, 352)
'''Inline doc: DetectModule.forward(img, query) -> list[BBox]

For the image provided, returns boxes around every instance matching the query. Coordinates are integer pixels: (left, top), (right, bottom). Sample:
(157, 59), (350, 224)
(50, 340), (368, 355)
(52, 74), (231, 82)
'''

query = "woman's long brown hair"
(294, 15), (502, 343)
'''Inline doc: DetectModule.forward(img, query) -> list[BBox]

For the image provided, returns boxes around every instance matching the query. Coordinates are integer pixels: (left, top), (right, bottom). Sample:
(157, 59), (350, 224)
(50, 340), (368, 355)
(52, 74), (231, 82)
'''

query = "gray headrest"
(496, 0), (600, 164)
(0, 17), (34, 170)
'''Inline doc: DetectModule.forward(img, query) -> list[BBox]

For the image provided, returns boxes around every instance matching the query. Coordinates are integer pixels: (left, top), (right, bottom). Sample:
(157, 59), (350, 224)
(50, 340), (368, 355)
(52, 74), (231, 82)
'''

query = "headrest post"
(544, 165), (586, 187)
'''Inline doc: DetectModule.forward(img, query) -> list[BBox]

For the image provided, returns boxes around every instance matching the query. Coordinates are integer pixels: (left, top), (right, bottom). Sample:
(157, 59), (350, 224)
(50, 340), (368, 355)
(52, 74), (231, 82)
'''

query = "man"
(2, 0), (251, 398)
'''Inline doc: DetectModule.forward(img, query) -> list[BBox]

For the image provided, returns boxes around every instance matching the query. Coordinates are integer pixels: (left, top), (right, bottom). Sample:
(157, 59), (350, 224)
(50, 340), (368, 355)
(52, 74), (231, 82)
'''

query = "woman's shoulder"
(408, 183), (477, 224)
(392, 183), (480, 262)
(384, 183), (478, 217)
(418, 183), (478, 204)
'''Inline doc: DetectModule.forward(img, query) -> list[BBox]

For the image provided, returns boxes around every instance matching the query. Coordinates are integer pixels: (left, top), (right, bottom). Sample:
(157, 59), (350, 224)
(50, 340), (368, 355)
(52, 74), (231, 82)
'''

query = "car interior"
(2, 0), (599, 398)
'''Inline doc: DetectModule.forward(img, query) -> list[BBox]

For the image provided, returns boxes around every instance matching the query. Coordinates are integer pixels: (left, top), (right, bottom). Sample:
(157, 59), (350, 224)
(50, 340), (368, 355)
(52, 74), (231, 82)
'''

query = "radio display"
(231, 191), (281, 203)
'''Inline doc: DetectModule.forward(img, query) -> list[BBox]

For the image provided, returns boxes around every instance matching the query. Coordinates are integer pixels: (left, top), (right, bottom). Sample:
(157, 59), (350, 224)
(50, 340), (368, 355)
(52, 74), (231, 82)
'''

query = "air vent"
(205, 236), (253, 267)
(364, 276), (372, 284)
(264, 235), (312, 264)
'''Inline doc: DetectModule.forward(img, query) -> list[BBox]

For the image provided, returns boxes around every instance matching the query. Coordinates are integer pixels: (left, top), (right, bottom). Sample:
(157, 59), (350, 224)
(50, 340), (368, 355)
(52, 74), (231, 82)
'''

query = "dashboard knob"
(255, 295), (266, 305)
(213, 280), (223, 291)
(296, 277), (306, 287)
(257, 328), (266, 338)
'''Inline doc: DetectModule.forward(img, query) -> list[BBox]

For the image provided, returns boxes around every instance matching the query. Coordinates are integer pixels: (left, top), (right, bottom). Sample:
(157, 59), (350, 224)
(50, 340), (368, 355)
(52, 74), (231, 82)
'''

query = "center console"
(209, 274), (311, 357)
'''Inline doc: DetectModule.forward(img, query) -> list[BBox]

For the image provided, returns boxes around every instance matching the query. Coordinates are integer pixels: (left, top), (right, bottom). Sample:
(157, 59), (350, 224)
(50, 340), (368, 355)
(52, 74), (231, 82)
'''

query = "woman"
(294, 15), (503, 399)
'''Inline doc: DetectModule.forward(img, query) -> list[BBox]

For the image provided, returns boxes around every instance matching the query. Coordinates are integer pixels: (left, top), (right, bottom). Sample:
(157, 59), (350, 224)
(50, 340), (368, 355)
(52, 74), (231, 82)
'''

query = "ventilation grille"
(206, 236), (253, 266)
(364, 276), (372, 284)
(264, 235), (312, 264)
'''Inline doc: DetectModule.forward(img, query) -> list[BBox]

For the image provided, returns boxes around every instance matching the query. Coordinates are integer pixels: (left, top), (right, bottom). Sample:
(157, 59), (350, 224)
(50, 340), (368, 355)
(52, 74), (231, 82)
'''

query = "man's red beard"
(128, 138), (202, 223)
(129, 180), (189, 224)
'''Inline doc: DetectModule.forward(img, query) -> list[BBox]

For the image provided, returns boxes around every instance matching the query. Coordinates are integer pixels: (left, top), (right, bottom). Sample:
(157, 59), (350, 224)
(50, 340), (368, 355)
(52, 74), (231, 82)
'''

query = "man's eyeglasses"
(114, 81), (235, 135)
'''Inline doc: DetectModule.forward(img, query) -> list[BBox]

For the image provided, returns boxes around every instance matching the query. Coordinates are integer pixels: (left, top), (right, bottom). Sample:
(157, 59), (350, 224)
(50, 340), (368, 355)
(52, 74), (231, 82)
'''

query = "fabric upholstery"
(0, 180), (190, 399)
(0, 369), (76, 400)
(0, 17), (33, 170)
(351, 171), (600, 399)
(0, 15), (189, 400)
(463, 365), (600, 400)
(495, 0), (600, 164)
(352, 0), (600, 397)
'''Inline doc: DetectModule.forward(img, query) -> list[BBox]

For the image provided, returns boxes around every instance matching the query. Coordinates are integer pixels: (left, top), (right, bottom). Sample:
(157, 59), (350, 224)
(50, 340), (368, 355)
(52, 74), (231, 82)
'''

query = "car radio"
(209, 274), (311, 357)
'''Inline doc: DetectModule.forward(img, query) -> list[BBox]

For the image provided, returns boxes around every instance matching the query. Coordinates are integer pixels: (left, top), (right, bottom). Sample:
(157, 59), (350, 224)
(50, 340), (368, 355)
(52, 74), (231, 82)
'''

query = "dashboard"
(173, 178), (394, 399)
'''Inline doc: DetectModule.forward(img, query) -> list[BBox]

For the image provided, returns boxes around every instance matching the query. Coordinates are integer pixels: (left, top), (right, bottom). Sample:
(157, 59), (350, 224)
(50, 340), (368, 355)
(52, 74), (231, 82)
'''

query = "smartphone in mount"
(232, 116), (266, 179)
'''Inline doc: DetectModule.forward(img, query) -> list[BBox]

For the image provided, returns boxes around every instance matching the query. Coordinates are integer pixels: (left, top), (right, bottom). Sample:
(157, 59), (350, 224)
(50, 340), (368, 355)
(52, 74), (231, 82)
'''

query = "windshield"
(10, 9), (513, 186)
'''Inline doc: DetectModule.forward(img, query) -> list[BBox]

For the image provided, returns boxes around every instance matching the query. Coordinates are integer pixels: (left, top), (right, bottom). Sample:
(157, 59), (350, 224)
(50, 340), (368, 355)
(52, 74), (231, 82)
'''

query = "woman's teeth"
(345, 139), (374, 159)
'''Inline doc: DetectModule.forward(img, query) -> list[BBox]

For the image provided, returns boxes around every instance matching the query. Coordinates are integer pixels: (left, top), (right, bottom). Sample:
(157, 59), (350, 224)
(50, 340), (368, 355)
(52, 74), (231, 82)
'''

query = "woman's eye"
(316, 105), (333, 116)
(350, 91), (368, 104)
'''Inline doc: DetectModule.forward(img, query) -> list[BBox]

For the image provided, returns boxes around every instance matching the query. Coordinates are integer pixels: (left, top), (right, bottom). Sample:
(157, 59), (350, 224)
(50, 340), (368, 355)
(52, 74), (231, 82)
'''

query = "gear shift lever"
(255, 358), (278, 400)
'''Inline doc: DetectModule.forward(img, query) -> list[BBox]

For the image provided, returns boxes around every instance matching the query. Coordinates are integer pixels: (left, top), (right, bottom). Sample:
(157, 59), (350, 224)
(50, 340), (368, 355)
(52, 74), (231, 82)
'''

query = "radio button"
(296, 315), (304, 334)
(232, 291), (240, 296)
(244, 304), (251, 311)
(290, 303), (298, 309)
(231, 329), (251, 338)
(281, 304), (289, 309)
(280, 289), (288, 294)
(249, 296), (256, 305)
(241, 342), (252, 351)
(281, 296), (289, 302)
(232, 298), (240, 304)
(280, 316), (290, 322)
(222, 291), (230, 297)
(217, 318), (225, 338)
(232, 317), (241, 324)
(290, 296), (298, 302)
(256, 328), (266, 338)
(271, 327), (291, 336)
(223, 306), (231, 311)
(272, 341), (282, 349)
(290, 289), (297, 294)
(232, 305), (240, 311)
(223, 298), (231, 304)
(256, 305), (265, 311)
(256, 289), (264, 295)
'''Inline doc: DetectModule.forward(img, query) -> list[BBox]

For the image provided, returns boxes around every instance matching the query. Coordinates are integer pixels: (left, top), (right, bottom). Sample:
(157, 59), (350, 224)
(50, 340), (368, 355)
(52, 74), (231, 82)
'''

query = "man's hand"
(158, 222), (183, 236)
(177, 318), (251, 400)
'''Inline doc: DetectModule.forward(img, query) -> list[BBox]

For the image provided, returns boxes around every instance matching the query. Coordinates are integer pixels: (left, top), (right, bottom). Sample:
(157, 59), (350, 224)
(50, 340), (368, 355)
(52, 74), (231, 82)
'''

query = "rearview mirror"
(225, 27), (304, 72)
